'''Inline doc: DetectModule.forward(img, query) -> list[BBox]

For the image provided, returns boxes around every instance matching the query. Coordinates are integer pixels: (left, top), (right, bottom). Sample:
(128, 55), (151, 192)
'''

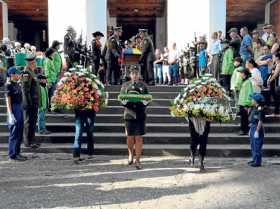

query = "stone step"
(105, 85), (183, 92)
(0, 132), (279, 145)
(1, 143), (280, 157)
(1, 122), (280, 133)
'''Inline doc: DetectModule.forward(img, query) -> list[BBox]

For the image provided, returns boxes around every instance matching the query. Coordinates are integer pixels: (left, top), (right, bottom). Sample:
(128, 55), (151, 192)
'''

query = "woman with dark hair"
(267, 52), (280, 115)
(238, 68), (254, 135)
(245, 58), (263, 93)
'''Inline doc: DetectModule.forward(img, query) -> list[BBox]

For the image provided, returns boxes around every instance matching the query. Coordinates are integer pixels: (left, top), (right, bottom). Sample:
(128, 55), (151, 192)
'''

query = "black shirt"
(5, 80), (23, 104)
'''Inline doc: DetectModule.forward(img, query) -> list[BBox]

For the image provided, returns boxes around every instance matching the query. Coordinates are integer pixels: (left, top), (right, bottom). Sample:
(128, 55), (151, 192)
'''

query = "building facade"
(1, 0), (280, 50)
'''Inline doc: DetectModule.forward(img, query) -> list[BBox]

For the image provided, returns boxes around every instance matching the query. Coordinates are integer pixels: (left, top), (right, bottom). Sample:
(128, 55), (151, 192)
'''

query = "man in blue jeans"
(168, 43), (179, 85)
(73, 109), (96, 163)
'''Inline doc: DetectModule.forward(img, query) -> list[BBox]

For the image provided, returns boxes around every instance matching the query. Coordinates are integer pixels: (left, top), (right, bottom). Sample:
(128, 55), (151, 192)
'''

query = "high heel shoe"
(135, 161), (142, 170)
(128, 155), (134, 165)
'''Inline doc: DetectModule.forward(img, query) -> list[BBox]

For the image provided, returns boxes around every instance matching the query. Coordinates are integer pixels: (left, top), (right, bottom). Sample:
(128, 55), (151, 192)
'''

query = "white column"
(1, 0), (8, 38)
(167, 0), (226, 50)
(86, 0), (107, 46)
(48, 0), (107, 47)
(48, 0), (87, 46)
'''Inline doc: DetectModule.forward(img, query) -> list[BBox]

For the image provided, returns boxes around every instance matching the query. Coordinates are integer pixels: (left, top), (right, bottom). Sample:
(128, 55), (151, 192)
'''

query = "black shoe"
(30, 144), (41, 149)
(128, 155), (134, 165)
(247, 160), (254, 165)
(16, 154), (28, 161)
(135, 161), (142, 170)
(238, 131), (247, 136)
(250, 163), (261, 167)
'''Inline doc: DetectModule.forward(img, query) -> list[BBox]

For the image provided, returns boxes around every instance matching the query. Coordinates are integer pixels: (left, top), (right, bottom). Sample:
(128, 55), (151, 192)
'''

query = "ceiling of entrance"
(8, 0), (48, 23)
(227, 0), (266, 23)
(108, 0), (166, 17)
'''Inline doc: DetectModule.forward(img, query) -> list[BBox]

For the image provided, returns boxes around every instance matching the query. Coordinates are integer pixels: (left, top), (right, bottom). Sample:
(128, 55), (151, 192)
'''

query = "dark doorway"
(117, 17), (156, 44)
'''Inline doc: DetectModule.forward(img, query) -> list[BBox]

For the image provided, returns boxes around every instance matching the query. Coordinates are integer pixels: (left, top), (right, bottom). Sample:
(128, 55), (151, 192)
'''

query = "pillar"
(167, 0), (226, 50)
(0, 0), (8, 39)
(48, 0), (107, 47)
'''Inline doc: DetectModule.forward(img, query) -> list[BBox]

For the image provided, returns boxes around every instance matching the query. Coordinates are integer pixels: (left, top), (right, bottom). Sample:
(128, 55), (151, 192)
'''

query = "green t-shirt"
(221, 47), (235, 75)
(44, 58), (57, 84)
(230, 67), (243, 91)
(238, 79), (253, 106)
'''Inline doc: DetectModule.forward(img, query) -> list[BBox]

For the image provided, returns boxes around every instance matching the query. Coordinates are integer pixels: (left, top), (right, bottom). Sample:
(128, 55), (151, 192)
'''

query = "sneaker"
(250, 163), (261, 167)
(247, 160), (254, 165)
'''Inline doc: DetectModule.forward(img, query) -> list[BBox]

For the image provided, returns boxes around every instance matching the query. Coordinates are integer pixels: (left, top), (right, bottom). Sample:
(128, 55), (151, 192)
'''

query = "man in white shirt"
(168, 42), (180, 85)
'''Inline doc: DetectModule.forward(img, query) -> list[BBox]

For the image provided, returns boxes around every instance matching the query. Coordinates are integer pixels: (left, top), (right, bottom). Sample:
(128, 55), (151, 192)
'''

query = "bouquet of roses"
(51, 66), (108, 112)
(170, 74), (234, 122)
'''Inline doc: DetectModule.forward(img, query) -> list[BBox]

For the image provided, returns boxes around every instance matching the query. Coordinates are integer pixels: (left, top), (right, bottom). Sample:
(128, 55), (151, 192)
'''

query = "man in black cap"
(22, 55), (40, 148)
(228, 27), (241, 58)
(139, 29), (155, 85)
(64, 26), (77, 68)
(105, 26), (123, 85)
(91, 31), (104, 75)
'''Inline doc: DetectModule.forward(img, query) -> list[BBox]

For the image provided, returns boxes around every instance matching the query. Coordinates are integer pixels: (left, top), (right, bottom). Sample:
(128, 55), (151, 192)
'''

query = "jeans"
(249, 125), (264, 165)
(38, 109), (46, 133)
(73, 110), (96, 158)
(169, 63), (179, 84)
(48, 82), (56, 109)
(154, 64), (163, 84)
(8, 104), (24, 158)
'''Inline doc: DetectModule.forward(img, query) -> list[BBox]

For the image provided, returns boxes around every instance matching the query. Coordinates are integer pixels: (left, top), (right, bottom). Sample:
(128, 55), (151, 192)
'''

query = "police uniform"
(64, 29), (76, 68)
(249, 105), (265, 166)
(120, 80), (149, 136)
(91, 31), (104, 75)
(22, 58), (40, 147)
(105, 27), (122, 85)
(139, 30), (155, 85)
(6, 78), (24, 159)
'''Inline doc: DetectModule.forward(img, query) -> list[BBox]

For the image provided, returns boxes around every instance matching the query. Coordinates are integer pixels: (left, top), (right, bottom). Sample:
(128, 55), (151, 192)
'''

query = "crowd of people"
(1, 23), (280, 169)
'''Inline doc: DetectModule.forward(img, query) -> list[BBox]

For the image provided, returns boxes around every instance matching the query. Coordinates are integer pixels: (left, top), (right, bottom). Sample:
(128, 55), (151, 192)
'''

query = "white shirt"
(250, 68), (263, 93)
(168, 49), (179, 64)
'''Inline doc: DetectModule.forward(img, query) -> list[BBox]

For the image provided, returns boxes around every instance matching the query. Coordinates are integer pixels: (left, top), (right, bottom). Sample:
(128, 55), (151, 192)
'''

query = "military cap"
(66, 26), (75, 31)
(228, 27), (238, 33)
(92, 31), (104, 37)
(114, 26), (123, 32)
(130, 65), (140, 73)
(25, 54), (36, 62)
(138, 29), (148, 33)
(263, 24), (273, 29)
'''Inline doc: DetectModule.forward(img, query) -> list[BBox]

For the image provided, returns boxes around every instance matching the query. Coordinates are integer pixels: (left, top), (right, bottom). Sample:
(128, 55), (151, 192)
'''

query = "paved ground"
(0, 152), (280, 209)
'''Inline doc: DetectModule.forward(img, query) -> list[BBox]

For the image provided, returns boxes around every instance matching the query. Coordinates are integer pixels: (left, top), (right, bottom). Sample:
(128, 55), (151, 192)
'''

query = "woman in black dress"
(120, 66), (149, 169)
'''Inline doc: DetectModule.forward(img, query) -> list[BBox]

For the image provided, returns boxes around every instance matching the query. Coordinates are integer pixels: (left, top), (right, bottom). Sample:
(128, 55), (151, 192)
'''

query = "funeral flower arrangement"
(118, 83), (153, 104)
(51, 67), (108, 112)
(170, 74), (234, 122)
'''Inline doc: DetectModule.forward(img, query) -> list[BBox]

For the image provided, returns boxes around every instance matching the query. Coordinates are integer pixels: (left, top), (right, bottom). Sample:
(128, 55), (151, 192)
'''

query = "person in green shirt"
(253, 39), (264, 60)
(238, 68), (254, 135)
(221, 39), (235, 91)
(51, 41), (63, 78)
(37, 74), (51, 135)
(44, 48), (56, 110)
(231, 57), (243, 108)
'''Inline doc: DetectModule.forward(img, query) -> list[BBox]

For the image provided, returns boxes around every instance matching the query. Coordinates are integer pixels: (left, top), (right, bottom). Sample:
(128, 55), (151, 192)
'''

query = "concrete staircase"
(0, 85), (280, 157)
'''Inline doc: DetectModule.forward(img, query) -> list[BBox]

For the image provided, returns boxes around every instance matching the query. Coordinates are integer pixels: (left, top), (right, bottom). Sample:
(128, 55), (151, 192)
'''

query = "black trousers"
(92, 59), (100, 75)
(106, 60), (120, 85)
(141, 59), (155, 84)
(220, 74), (231, 92)
(24, 107), (38, 146)
(270, 80), (280, 114)
(189, 119), (210, 158)
(239, 105), (249, 134)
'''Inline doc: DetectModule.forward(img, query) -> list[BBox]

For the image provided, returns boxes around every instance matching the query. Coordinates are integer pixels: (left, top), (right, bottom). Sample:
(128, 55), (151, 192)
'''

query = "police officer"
(248, 93), (265, 167)
(105, 26), (122, 85)
(22, 55), (40, 149)
(101, 26), (114, 78)
(64, 26), (77, 68)
(6, 67), (27, 161)
(139, 29), (155, 85)
(91, 31), (104, 75)
(120, 66), (150, 169)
